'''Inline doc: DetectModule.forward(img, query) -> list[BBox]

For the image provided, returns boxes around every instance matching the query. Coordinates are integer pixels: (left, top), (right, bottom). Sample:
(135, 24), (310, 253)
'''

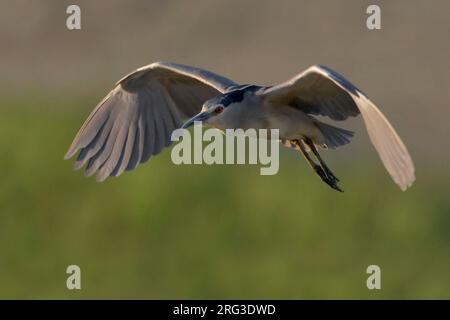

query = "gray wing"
(65, 61), (237, 181)
(260, 65), (415, 191)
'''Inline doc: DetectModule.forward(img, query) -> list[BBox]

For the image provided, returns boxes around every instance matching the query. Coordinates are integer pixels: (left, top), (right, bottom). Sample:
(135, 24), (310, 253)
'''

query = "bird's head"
(182, 97), (230, 129)
(182, 89), (251, 129)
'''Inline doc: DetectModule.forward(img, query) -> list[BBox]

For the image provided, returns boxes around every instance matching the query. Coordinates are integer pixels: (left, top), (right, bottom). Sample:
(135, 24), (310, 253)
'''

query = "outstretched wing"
(65, 62), (237, 181)
(260, 65), (415, 190)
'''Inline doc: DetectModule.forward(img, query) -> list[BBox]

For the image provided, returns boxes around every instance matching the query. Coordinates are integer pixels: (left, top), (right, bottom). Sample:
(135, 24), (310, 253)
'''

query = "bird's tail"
(315, 122), (354, 149)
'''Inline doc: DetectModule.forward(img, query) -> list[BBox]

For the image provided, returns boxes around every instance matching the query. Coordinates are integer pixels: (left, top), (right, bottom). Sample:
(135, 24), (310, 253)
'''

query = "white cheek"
(205, 113), (224, 129)
(207, 115), (220, 125)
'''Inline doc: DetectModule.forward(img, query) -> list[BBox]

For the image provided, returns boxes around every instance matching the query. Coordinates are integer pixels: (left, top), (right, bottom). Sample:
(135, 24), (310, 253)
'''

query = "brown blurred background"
(1, 0), (449, 162)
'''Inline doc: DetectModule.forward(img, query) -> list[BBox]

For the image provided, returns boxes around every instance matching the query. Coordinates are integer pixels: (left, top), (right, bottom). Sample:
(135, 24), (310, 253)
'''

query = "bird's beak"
(182, 112), (209, 129)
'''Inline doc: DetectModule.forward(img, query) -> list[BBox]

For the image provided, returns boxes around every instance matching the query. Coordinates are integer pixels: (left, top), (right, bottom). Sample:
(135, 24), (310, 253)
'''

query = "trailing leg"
(303, 137), (340, 183)
(293, 139), (343, 192)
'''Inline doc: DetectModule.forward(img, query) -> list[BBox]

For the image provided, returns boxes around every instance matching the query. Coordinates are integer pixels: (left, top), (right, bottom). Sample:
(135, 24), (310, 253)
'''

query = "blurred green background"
(0, 0), (449, 299)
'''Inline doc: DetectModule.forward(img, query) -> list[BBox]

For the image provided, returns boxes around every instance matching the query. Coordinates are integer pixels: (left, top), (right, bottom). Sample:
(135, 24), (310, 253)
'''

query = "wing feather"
(65, 62), (237, 180)
(260, 65), (415, 190)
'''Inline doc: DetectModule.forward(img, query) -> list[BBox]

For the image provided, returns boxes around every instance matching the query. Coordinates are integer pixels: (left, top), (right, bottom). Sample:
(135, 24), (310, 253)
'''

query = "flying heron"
(65, 62), (415, 191)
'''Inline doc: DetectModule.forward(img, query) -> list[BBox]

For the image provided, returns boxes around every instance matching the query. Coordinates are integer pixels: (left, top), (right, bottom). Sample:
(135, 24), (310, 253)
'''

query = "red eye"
(214, 106), (224, 114)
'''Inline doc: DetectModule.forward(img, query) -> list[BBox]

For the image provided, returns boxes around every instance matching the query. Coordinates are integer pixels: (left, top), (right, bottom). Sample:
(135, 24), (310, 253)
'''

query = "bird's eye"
(214, 106), (224, 114)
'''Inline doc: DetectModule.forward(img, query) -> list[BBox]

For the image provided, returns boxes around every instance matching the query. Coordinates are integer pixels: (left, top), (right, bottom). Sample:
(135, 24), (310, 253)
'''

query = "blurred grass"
(0, 94), (449, 299)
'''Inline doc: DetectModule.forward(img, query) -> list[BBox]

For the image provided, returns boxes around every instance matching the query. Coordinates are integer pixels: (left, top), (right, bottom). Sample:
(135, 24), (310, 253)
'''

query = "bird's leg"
(303, 137), (340, 183)
(293, 139), (343, 192)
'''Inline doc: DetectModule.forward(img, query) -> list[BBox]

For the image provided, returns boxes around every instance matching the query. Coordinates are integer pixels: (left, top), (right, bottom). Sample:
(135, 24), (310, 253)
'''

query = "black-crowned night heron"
(65, 62), (415, 191)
